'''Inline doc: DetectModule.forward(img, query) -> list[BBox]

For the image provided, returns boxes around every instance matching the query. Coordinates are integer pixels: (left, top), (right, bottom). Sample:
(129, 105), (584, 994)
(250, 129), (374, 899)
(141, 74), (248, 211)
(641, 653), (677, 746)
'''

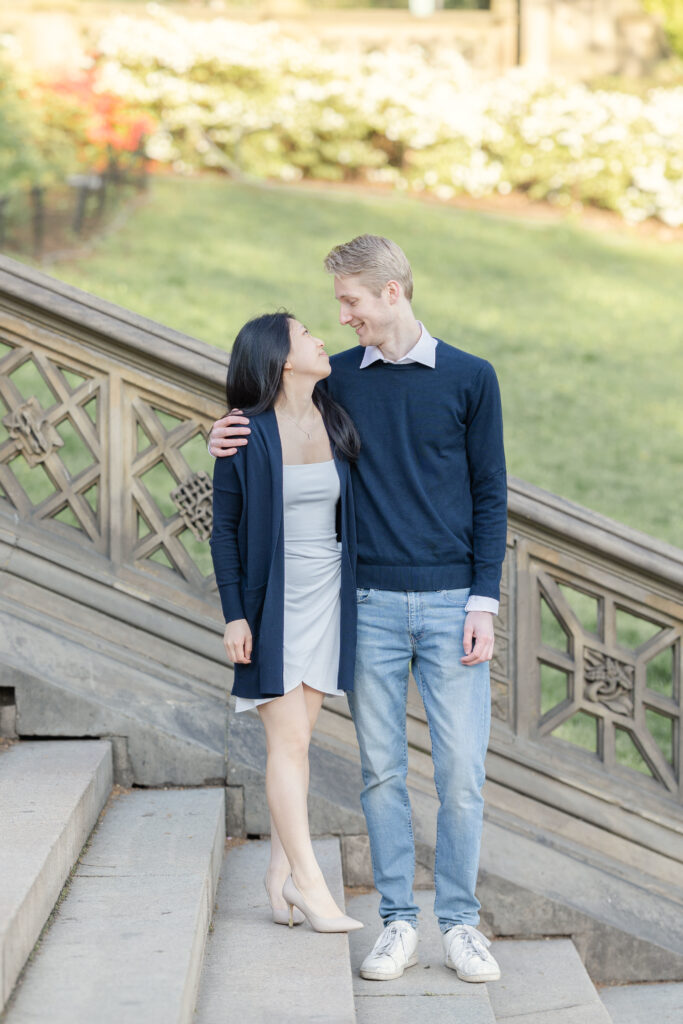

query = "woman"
(210, 311), (363, 933)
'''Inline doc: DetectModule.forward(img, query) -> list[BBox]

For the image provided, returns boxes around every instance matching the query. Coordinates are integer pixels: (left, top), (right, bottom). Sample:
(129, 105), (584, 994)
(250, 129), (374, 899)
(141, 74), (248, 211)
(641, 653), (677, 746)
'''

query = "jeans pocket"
(356, 588), (373, 604)
(439, 588), (470, 608)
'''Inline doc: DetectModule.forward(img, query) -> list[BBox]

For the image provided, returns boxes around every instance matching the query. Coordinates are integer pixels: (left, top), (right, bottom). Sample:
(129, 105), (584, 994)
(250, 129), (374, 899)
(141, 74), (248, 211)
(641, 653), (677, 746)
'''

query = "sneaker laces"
(452, 925), (491, 961)
(373, 922), (407, 958)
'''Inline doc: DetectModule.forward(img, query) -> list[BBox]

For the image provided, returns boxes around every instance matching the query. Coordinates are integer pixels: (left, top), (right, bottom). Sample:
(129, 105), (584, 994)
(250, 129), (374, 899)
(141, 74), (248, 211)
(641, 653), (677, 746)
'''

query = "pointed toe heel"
(282, 875), (364, 934)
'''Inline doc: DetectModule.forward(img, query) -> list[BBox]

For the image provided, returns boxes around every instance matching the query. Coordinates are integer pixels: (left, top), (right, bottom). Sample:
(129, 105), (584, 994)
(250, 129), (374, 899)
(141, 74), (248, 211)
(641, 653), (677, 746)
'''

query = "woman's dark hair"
(226, 311), (360, 462)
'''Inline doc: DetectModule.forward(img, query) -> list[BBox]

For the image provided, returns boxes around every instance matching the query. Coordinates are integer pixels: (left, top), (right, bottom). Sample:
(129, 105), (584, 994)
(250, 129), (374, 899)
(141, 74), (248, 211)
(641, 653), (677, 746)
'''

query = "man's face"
(334, 274), (396, 348)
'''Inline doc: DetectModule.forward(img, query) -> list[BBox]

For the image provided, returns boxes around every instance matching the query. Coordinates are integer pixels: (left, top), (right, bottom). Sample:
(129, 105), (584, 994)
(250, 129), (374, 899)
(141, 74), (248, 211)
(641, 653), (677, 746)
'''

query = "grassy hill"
(38, 174), (683, 548)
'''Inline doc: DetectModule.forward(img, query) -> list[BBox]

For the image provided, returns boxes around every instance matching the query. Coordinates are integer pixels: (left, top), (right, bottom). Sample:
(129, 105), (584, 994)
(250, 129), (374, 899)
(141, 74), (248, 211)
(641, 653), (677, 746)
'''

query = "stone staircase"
(0, 739), (224, 1023)
(3, 739), (682, 1024)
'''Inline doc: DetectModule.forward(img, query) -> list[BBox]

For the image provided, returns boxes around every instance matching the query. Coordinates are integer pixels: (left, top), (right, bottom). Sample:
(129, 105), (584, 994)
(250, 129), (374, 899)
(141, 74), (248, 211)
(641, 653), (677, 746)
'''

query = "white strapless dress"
(234, 460), (344, 713)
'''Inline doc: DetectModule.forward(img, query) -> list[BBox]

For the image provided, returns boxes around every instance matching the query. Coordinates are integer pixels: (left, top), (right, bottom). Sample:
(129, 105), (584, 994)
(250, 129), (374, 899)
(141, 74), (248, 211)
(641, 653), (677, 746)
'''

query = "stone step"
(194, 837), (357, 1024)
(487, 938), (613, 1023)
(599, 982), (683, 1023)
(1, 609), (226, 787)
(476, 807), (683, 985)
(4, 786), (224, 1024)
(0, 739), (113, 1011)
(346, 891), (496, 1024)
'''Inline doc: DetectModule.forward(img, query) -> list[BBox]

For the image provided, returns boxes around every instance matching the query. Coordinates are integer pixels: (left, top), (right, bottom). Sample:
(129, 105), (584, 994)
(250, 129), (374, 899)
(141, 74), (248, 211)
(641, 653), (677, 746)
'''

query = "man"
(209, 235), (506, 983)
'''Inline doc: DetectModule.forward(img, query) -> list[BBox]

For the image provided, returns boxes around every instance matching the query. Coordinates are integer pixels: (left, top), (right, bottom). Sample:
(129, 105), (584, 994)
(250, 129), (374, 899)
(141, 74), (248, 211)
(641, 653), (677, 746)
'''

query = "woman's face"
(285, 319), (331, 381)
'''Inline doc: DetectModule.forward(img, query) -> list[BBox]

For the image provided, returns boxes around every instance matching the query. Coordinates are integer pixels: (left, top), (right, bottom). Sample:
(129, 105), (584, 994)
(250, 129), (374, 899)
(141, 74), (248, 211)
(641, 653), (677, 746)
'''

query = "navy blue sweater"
(324, 340), (507, 601)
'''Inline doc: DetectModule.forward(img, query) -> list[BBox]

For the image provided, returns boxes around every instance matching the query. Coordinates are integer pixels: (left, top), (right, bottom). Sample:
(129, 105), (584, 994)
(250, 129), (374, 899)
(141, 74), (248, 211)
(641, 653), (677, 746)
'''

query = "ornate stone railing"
(463, 486), (680, 817)
(503, 484), (682, 804)
(1, 253), (681, 833)
(0, 256), (227, 623)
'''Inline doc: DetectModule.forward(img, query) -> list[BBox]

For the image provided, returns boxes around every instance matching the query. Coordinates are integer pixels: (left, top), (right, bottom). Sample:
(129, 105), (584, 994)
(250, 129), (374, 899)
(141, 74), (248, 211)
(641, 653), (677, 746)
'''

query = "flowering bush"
(44, 69), (156, 169)
(0, 39), (155, 195)
(84, 8), (683, 225)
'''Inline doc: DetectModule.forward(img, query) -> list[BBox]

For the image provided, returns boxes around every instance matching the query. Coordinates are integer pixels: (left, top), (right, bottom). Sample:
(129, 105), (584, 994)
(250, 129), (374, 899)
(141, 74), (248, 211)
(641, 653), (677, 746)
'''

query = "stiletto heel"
(282, 875), (364, 933)
(264, 876), (304, 926)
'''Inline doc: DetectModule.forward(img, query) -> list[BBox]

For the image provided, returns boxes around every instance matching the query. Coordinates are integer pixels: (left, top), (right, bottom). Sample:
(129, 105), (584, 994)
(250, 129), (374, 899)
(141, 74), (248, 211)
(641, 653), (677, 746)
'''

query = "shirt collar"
(359, 322), (437, 369)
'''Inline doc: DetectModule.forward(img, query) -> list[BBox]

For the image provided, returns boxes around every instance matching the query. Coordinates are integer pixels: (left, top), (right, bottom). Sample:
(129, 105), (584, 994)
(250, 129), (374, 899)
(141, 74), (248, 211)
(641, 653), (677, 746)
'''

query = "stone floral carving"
(170, 471), (213, 541)
(584, 649), (634, 716)
(3, 397), (63, 467)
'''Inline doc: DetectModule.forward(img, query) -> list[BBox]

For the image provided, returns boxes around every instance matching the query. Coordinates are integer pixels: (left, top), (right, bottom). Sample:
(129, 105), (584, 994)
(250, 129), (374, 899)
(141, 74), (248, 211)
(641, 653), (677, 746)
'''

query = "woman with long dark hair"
(210, 312), (363, 932)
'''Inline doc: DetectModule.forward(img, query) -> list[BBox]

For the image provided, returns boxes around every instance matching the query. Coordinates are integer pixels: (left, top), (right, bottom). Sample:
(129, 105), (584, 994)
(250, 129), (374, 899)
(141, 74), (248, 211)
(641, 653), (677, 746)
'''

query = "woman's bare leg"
(259, 683), (342, 918)
(266, 683), (323, 907)
(266, 816), (290, 912)
(266, 684), (325, 908)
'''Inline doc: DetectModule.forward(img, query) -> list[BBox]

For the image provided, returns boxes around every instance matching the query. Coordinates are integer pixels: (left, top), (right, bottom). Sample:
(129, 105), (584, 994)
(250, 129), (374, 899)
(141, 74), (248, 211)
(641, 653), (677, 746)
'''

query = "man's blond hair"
(324, 234), (413, 301)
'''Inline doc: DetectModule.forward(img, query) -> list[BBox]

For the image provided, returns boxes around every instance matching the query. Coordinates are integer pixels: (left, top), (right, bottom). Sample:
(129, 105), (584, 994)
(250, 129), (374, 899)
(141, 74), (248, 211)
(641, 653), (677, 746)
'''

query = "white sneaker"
(359, 921), (419, 981)
(442, 925), (501, 983)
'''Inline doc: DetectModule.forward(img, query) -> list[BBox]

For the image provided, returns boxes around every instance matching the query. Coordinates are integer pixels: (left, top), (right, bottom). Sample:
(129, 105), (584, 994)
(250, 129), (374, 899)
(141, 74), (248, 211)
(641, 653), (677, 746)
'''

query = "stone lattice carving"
(584, 648), (634, 716)
(3, 397), (63, 467)
(170, 471), (213, 541)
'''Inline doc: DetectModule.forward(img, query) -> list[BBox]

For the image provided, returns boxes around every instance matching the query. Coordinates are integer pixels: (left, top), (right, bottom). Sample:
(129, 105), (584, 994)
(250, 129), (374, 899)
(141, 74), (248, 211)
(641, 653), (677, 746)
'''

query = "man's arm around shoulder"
(208, 409), (251, 458)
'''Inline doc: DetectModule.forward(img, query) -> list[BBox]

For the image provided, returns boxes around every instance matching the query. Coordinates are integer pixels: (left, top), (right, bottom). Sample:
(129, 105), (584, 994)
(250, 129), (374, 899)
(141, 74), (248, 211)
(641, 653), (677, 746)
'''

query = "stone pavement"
(195, 838), (356, 1024)
(600, 981), (683, 1024)
(4, 786), (224, 1024)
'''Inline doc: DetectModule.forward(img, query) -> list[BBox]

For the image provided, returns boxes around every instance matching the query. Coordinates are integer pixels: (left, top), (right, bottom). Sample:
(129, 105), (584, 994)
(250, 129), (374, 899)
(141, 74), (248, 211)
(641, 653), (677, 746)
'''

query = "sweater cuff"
(218, 583), (245, 624)
(465, 595), (499, 616)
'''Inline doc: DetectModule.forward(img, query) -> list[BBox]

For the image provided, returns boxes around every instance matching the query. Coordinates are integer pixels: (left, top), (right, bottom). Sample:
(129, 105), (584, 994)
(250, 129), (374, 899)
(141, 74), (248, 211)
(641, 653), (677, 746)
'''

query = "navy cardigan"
(210, 409), (358, 699)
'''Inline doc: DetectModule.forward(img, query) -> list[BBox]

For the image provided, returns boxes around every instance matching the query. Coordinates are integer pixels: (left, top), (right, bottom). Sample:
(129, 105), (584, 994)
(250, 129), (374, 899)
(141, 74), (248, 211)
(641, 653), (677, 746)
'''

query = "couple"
(209, 234), (507, 983)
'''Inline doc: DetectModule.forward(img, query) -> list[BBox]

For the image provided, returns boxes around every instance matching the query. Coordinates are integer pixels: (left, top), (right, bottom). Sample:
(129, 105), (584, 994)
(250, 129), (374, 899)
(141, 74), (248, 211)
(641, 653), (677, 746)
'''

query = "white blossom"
(87, 9), (683, 226)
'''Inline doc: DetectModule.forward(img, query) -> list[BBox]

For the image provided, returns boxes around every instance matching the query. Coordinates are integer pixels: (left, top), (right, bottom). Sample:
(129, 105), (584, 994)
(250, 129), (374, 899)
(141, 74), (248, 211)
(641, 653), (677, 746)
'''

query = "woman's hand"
(224, 619), (253, 664)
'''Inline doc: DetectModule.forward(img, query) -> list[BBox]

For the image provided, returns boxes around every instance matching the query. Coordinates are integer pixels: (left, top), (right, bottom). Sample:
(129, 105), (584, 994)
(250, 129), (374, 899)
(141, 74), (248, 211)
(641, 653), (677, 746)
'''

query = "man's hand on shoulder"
(461, 610), (494, 666)
(209, 410), (251, 458)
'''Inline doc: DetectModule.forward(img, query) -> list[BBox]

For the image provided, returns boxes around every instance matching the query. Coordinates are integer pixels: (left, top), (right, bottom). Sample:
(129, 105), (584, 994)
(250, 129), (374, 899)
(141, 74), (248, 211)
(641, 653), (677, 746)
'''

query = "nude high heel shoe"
(264, 876), (304, 926)
(282, 875), (364, 933)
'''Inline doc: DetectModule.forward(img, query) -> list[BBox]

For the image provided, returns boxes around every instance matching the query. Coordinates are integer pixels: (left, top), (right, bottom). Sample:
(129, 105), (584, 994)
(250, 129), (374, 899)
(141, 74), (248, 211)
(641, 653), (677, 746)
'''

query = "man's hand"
(461, 611), (495, 666)
(224, 619), (252, 664)
(209, 410), (251, 457)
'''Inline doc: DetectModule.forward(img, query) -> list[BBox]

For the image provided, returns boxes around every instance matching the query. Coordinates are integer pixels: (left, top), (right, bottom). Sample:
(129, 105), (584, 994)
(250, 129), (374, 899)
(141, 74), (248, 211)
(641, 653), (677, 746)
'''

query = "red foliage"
(42, 68), (155, 160)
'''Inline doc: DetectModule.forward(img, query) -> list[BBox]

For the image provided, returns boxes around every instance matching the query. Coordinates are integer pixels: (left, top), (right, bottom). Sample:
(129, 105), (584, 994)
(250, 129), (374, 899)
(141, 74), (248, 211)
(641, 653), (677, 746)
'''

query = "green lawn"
(35, 174), (683, 548)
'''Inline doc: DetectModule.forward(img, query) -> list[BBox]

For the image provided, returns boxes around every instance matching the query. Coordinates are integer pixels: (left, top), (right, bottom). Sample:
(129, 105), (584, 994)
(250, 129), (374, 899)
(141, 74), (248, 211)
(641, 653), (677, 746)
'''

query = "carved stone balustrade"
(0, 256), (227, 607)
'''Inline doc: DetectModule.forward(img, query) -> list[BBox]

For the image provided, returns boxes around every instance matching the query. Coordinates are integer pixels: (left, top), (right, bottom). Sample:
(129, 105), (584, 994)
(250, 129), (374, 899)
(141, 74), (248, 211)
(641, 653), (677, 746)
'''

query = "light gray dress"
(234, 460), (344, 713)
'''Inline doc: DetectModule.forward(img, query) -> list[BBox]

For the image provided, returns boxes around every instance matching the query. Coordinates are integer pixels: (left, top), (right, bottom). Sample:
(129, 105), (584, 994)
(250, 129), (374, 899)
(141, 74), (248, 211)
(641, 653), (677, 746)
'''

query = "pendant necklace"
(278, 407), (316, 441)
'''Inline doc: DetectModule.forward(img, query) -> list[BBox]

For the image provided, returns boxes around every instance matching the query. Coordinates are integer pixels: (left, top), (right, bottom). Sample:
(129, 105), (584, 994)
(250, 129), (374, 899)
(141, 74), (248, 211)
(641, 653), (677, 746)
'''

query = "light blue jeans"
(346, 588), (490, 933)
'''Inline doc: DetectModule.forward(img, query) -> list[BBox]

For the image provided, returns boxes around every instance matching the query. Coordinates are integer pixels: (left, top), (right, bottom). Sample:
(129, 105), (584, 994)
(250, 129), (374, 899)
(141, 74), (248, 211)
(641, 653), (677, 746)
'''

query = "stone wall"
(519, 0), (669, 77)
(1, 2), (669, 81)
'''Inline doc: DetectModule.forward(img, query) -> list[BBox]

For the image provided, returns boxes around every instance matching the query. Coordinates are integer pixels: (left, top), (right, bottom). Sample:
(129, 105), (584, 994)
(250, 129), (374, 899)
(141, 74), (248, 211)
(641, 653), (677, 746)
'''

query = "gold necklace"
(277, 407), (317, 441)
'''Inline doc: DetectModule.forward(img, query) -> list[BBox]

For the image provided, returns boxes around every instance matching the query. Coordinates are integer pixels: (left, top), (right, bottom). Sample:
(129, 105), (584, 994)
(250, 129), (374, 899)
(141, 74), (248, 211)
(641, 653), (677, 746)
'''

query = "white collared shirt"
(359, 321), (499, 618)
(359, 321), (437, 368)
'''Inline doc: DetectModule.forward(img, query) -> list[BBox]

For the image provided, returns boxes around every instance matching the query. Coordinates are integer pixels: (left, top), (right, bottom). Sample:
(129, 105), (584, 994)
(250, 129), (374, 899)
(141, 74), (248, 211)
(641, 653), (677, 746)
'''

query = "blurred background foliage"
(643, 0), (683, 57)
(1, 2), (682, 547)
